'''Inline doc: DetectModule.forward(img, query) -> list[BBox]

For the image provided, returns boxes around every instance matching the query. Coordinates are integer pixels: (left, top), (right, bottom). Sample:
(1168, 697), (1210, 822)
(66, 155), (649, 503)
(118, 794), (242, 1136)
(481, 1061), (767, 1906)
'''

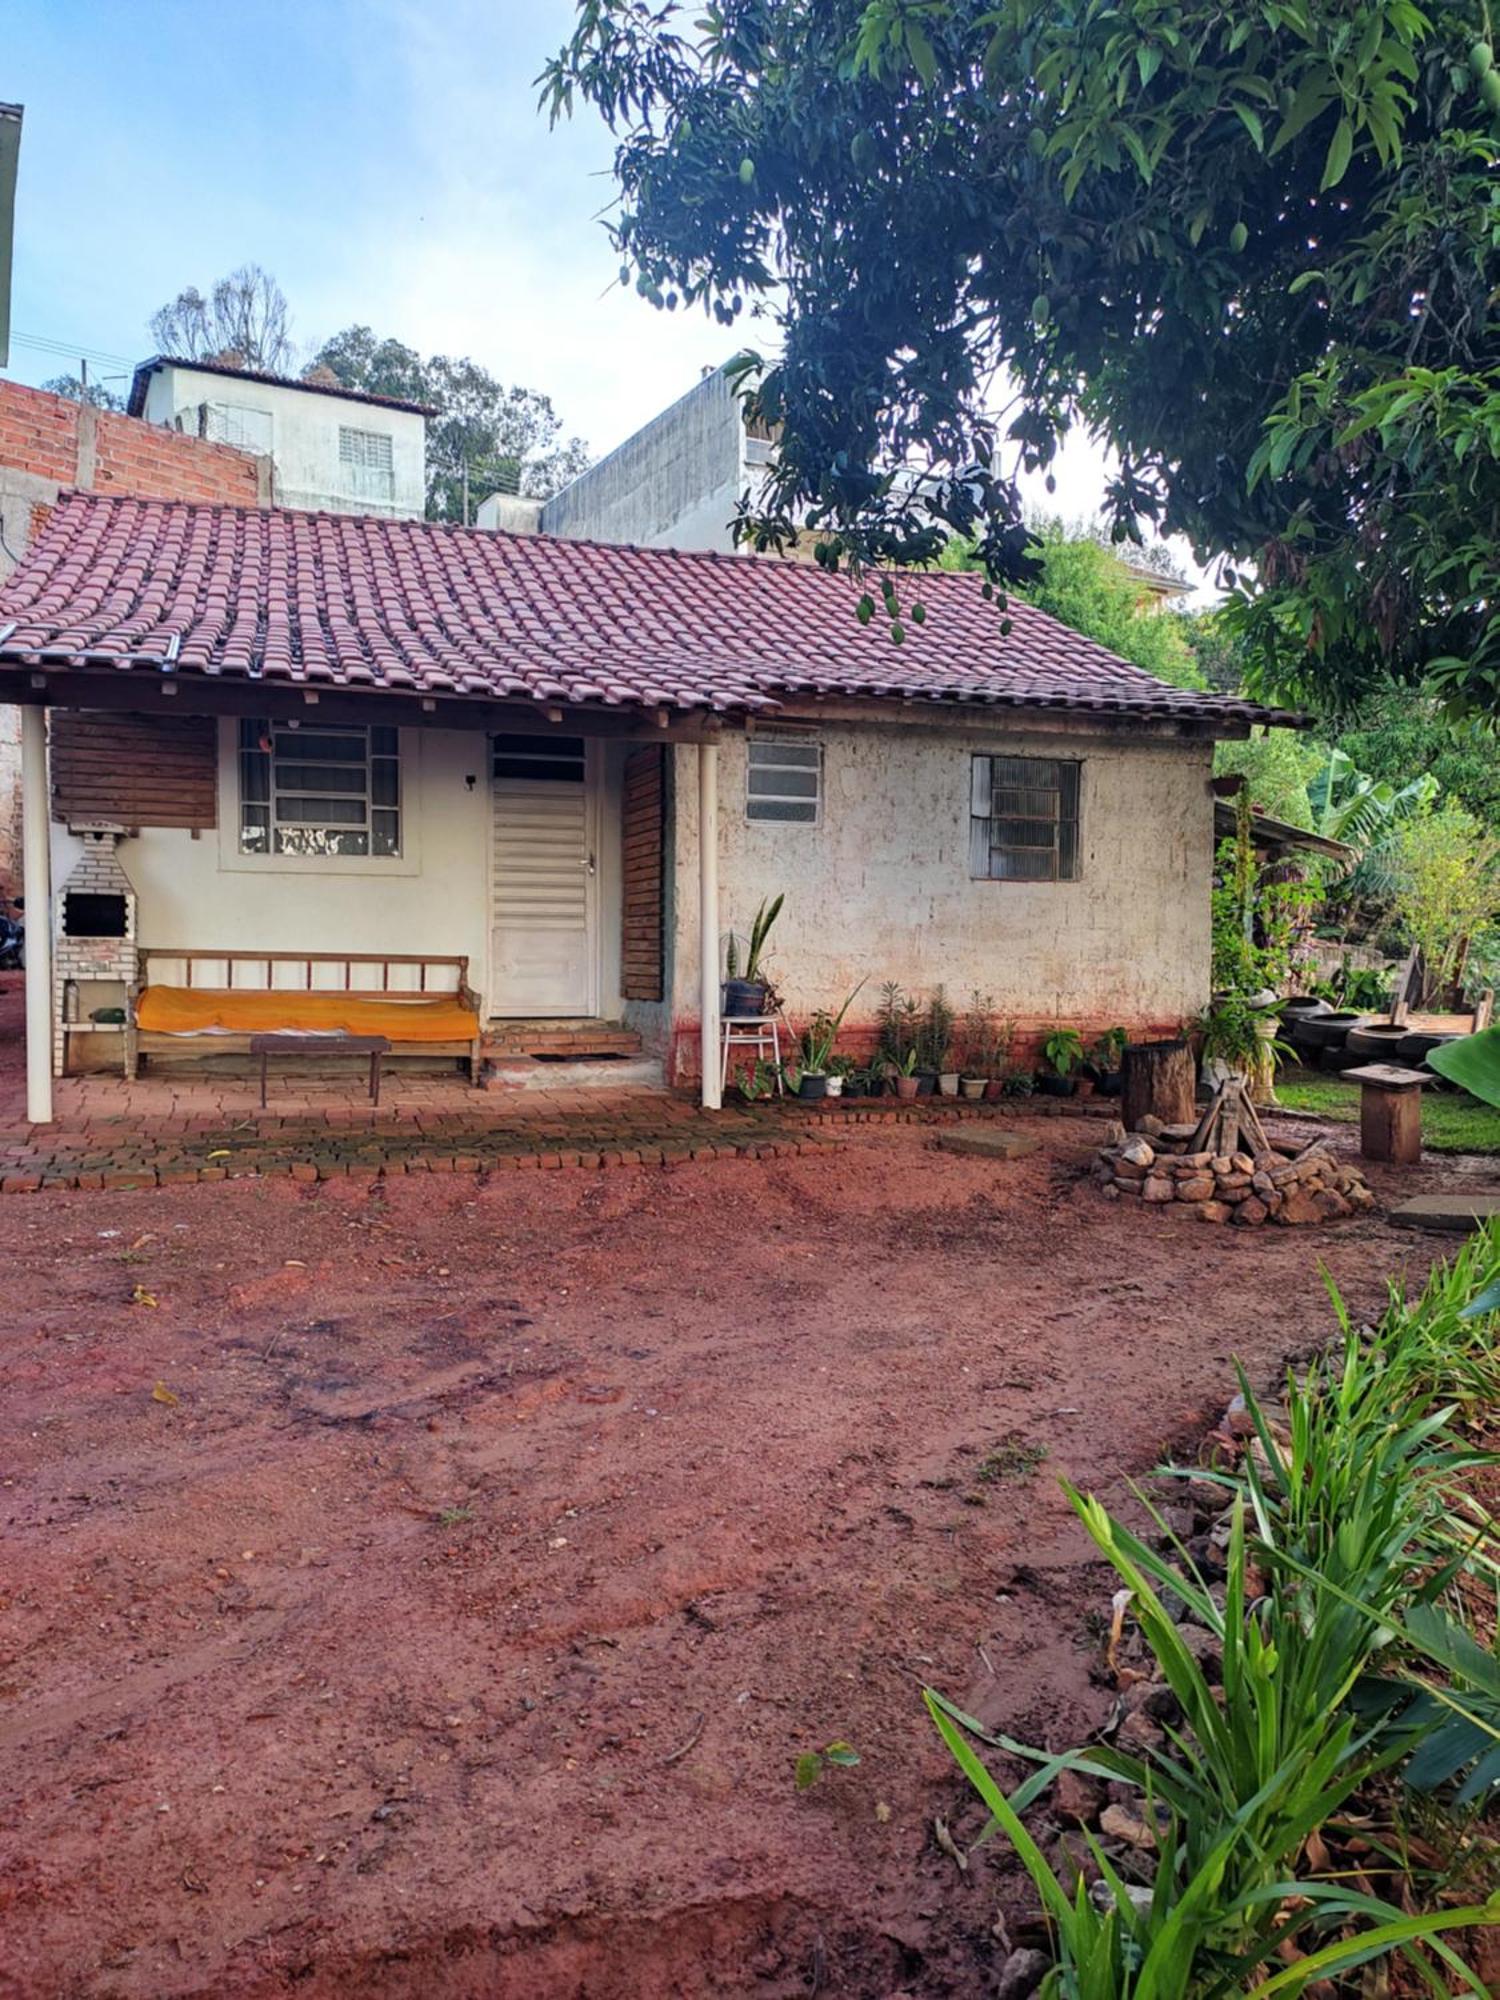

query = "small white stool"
(720, 1013), (783, 1096)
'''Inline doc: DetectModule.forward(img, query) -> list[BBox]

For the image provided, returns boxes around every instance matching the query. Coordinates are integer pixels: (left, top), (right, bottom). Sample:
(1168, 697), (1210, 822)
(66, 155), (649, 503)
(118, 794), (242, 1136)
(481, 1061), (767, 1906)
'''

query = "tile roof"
(0, 492), (1295, 728)
(127, 356), (438, 420)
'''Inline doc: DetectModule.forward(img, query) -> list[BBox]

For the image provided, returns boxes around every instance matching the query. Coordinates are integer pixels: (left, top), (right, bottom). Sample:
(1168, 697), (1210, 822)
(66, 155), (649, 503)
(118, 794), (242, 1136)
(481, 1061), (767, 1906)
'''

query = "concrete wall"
(540, 367), (744, 549)
(138, 365), (426, 519)
(663, 718), (1214, 1080)
(47, 722), (628, 1024)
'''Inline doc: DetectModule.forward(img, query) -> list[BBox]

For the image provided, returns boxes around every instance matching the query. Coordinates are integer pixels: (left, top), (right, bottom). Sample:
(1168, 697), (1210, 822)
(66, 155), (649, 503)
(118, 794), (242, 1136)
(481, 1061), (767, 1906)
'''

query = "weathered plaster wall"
(137, 367), (426, 520)
(664, 719), (1214, 1079)
(47, 725), (628, 1023)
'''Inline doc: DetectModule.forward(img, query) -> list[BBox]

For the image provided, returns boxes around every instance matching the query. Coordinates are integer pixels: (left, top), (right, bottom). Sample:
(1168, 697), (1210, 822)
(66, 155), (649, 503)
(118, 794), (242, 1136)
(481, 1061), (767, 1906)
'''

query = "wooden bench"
(128, 951), (483, 1086)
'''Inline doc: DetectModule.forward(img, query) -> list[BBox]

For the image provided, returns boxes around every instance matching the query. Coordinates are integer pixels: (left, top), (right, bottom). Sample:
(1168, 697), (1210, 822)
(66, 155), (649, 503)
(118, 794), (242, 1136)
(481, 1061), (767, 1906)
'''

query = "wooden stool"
(1343, 1063), (1431, 1164)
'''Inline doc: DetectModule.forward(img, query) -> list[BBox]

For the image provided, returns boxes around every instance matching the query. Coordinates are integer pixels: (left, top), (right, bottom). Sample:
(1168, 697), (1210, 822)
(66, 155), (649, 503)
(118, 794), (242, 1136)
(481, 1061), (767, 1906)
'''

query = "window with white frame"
(747, 730), (821, 824)
(970, 754), (1081, 881)
(238, 720), (401, 858)
(338, 425), (395, 504)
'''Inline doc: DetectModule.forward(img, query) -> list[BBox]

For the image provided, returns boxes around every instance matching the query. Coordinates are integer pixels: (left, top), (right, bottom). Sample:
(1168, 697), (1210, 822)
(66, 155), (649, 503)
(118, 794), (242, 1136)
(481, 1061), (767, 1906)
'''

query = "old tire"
(1298, 1012), (1365, 1051)
(1396, 1030), (1460, 1063)
(1344, 1024), (1411, 1060)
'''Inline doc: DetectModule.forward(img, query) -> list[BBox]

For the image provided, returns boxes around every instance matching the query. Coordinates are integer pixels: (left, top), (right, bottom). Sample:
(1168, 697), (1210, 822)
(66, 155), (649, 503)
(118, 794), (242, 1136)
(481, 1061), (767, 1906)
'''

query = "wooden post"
(1345, 1063), (1427, 1165)
(1122, 1039), (1195, 1132)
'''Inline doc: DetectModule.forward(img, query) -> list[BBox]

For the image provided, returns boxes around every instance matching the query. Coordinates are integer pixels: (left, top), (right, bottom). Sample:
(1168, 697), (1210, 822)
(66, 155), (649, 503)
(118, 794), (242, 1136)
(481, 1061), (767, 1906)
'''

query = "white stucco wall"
(48, 724), (627, 1023)
(138, 367), (426, 519)
(665, 719), (1214, 1064)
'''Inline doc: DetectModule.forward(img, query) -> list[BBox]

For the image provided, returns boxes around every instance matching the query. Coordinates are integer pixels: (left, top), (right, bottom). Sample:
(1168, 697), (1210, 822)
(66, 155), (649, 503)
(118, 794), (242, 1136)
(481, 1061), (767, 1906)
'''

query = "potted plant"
(918, 985), (957, 1095)
(893, 1048), (921, 1100)
(827, 1053), (858, 1100)
(722, 894), (783, 1017)
(959, 989), (993, 1098)
(1196, 994), (1290, 1104)
(983, 1018), (1015, 1100)
(1038, 1027), (1084, 1096)
(1086, 1026), (1127, 1097)
(797, 982), (866, 1100)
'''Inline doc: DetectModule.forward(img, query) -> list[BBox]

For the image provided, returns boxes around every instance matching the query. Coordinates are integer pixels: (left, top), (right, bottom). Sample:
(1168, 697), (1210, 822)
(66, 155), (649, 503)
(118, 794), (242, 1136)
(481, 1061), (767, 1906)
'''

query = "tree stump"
(1122, 1039), (1196, 1132)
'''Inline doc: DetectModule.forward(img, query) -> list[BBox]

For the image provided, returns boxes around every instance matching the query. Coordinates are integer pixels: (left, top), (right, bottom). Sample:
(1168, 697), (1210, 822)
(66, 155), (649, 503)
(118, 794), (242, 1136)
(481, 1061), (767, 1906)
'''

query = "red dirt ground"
(1, 1090), (1492, 1997)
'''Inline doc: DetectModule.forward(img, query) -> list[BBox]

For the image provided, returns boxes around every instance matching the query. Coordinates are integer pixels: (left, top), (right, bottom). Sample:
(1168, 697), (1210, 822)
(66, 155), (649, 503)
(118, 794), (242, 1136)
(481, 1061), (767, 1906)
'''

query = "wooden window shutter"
(51, 711), (218, 829)
(621, 746), (665, 1002)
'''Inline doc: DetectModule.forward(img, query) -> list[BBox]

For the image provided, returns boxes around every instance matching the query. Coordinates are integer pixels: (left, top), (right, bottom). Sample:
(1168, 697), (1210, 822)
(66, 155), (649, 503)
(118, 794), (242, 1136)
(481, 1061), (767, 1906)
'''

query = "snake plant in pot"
(723, 894), (783, 1017)
(797, 981), (866, 1100)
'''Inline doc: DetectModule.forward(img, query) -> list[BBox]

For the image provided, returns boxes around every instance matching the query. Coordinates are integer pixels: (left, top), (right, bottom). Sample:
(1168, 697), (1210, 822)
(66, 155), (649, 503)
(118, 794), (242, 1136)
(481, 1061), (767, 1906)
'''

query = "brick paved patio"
(0, 977), (1114, 1192)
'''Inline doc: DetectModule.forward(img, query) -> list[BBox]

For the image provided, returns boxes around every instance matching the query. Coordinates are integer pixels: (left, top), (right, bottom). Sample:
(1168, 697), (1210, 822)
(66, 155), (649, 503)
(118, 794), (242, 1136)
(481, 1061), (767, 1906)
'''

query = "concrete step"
(483, 1019), (643, 1061)
(483, 1054), (664, 1093)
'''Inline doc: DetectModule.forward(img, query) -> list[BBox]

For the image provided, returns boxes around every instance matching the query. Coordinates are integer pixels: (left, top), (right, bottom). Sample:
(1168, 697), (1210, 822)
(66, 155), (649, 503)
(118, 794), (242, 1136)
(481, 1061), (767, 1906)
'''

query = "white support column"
(21, 703), (53, 1126)
(698, 740), (721, 1110)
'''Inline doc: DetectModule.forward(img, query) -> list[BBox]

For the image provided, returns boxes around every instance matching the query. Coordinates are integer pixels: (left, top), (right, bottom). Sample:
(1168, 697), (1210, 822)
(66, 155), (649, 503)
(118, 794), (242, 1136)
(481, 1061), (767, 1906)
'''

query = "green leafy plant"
(741, 893), (784, 983)
(1042, 1027), (1084, 1078)
(793, 1739), (860, 1791)
(1089, 1026), (1127, 1071)
(916, 985), (954, 1073)
(799, 980), (866, 1077)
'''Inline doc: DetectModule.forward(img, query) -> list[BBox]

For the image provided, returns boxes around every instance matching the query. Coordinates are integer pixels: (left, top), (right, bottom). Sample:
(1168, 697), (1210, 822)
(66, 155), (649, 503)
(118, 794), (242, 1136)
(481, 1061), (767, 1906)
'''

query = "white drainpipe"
(21, 703), (53, 1125)
(698, 741), (721, 1110)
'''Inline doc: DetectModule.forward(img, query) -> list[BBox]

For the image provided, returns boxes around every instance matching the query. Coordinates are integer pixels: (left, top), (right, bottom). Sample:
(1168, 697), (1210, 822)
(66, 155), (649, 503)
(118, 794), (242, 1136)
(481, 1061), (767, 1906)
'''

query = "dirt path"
(0, 1122), (1486, 1997)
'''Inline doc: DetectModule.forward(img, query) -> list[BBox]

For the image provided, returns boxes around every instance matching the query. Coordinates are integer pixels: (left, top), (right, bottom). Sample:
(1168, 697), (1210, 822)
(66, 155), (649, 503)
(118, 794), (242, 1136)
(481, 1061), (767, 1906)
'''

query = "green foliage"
(310, 324), (591, 519)
(1337, 689), (1500, 834)
(1196, 993), (1284, 1070)
(1389, 805), (1500, 1005)
(916, 984), (954, 1071)
(1042, 1026), (1084, 1077)
(798, 979), (865, 1074)
(925, 1229), (1500, 1993)
(1427, 1024), (1500, 1108)
(1016, 526), (1205, 691)
(1309, 748), (1439, 846)
(794, 1739), (860, 1791)
(1212, 732), (1323, 829)
(547, 0), (1500, 715)
(742, 893), (783, 982)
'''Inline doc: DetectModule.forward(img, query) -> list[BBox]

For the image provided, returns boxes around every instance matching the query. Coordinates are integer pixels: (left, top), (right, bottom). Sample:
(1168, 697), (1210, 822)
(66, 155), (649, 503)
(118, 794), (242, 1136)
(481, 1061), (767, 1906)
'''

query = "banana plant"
(1308, 749), (1439, 848)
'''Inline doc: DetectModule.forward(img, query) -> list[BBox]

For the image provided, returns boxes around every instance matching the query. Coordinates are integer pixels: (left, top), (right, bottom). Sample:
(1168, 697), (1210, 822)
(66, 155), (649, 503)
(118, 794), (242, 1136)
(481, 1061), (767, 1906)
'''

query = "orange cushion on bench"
(136, 985), (477, 1042)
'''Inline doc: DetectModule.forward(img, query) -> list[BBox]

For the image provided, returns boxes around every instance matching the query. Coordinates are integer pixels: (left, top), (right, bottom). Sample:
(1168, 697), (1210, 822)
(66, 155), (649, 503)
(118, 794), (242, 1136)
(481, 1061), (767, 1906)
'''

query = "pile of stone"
(1095, 1113), (1376, 1226)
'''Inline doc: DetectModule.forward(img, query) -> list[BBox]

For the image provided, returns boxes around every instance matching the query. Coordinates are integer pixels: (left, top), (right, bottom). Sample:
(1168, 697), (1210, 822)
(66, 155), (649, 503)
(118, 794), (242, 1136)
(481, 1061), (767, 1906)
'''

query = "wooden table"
(250, 1033), (391, 1108)
(1343, 1062), (1432, 1165)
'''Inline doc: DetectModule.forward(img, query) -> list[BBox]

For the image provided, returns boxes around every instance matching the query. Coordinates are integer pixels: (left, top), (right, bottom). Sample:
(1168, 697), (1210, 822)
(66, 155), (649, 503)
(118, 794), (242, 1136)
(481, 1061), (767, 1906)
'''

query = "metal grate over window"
(747, 731), (821, 824)
(239, 720), (400, 858)
(338, 425), (395, 502)
(969, 754), (1081, 881)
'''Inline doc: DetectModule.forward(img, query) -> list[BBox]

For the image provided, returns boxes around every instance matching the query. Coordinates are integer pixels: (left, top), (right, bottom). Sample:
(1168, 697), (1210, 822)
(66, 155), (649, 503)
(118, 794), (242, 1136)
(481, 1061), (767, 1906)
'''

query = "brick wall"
(621, 746), (665, 1002)
(0, 378), (266, 509)
(0, 378), (269, 894)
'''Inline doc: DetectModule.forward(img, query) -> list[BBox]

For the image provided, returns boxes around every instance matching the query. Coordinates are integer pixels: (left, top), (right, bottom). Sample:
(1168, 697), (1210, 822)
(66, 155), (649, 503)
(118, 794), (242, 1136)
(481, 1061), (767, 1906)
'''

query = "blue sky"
(4, 0), (1125, 524)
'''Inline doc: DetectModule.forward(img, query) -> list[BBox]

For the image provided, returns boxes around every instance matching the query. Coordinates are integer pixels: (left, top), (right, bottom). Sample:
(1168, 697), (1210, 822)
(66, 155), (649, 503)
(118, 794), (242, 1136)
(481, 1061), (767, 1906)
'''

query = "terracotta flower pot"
(895, 1075), (920, 1101)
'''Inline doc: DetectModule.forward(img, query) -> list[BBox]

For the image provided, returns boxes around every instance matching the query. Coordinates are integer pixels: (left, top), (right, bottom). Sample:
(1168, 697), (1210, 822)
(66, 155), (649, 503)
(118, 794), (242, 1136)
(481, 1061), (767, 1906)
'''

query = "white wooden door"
(490, 735), (597, 1017)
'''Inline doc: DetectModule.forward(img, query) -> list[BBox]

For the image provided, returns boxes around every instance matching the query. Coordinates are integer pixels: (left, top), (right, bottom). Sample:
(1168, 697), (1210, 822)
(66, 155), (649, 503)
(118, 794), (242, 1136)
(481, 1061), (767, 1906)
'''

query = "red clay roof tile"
(0, 492), (1293, 728)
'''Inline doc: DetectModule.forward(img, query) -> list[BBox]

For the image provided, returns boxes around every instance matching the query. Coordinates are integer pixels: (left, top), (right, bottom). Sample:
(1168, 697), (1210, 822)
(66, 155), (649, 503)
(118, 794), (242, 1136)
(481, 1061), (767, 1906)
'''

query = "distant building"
(479, 363), (774, 550)
(128, 356), (432, 520)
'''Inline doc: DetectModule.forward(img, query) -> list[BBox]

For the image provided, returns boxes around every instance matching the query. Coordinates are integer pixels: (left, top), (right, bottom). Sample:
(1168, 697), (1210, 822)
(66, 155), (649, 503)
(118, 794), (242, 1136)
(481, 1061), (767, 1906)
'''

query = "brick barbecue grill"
(54, 823), (137, 1076)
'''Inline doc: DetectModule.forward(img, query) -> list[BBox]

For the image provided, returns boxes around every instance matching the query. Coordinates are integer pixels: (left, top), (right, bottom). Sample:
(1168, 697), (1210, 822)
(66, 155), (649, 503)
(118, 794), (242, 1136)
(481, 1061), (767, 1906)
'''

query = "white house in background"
(479, 363), (773, 548)
(127, 356), (432, 519)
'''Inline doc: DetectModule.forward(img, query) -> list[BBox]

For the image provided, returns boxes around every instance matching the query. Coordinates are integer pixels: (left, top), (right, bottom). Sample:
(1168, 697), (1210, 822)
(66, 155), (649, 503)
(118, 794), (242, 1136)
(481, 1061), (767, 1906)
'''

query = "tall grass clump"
(927, 1222), (1500, 1996)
